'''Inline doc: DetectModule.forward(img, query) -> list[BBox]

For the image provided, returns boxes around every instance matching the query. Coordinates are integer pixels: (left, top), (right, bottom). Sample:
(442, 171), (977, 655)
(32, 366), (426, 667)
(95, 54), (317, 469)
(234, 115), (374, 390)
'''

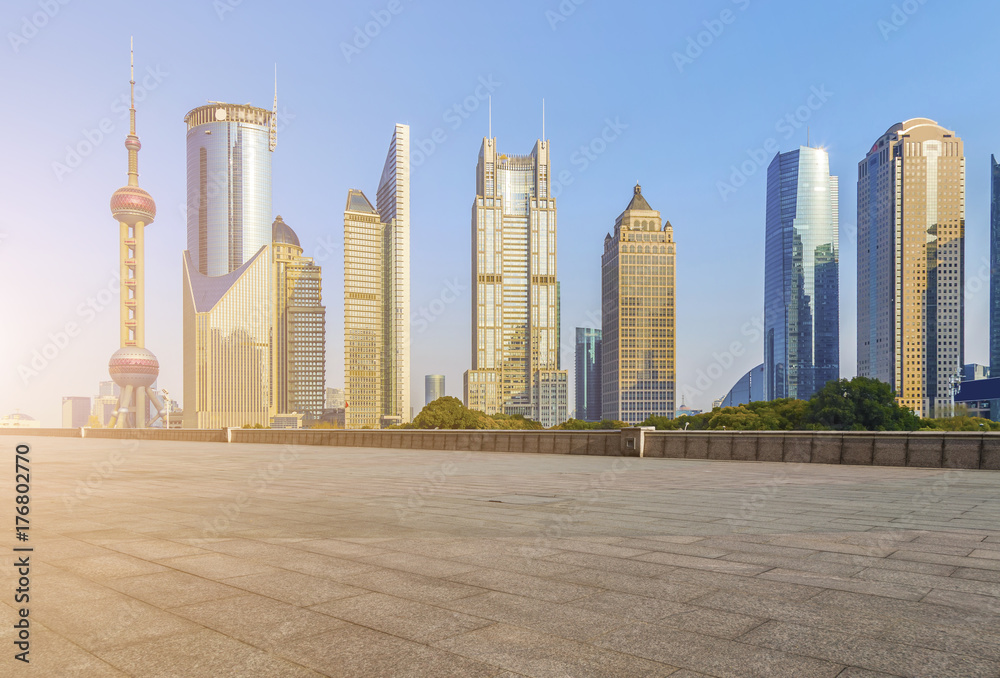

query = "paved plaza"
(5, 437), (1000, 677)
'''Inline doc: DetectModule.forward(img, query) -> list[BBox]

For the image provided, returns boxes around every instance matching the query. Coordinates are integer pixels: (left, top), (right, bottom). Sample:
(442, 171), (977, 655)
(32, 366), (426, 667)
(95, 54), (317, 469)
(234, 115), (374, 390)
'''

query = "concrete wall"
(2, 427), (997, 470)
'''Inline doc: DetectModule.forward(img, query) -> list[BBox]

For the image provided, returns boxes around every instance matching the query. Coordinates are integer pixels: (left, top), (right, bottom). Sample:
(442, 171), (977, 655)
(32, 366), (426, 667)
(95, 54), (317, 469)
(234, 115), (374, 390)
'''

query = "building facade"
(425, 375), (445, 406)
(963, 364), (990, 382)
(991, 155), (1000, 377)
(575, 328), (602, 421)
(62, 397), (91, 428)
(720, 363), (766, 408)
(182, 100), (276, 428)
(464, 135), (568, 427)
(764, 147), (840, 401)
(857, 119), (965, 418)
(601, 185), (677, 425)
(343, 125), (411, 429)
(272, 216), (325, 423)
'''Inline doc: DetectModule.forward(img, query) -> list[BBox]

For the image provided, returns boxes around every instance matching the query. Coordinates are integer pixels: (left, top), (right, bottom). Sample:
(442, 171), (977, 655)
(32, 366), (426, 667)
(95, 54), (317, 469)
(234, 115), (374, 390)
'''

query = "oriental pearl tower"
(107, 39), (166, 428)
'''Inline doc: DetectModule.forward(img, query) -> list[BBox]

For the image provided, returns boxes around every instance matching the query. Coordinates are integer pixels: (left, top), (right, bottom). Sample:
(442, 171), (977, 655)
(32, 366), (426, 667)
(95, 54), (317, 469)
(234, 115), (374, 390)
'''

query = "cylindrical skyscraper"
(108, 40), (166, 428)
(182, 81), (278, 429)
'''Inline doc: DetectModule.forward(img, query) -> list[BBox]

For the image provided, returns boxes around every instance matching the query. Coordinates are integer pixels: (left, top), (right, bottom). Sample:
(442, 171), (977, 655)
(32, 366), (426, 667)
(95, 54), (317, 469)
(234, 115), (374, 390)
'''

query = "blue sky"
(2, 0), (997, 425)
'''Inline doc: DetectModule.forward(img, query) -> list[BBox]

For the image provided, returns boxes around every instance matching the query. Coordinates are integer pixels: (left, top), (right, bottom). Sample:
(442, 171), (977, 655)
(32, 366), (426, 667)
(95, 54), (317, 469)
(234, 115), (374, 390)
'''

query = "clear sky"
(2, 0), (997, 426)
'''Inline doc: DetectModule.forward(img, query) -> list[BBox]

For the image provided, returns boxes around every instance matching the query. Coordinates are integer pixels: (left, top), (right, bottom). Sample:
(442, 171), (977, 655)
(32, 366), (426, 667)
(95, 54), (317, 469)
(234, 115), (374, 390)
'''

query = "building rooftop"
(624, 183), (653, 212)
(271, 215), (300, 248)
(21, 437), (1000, 676)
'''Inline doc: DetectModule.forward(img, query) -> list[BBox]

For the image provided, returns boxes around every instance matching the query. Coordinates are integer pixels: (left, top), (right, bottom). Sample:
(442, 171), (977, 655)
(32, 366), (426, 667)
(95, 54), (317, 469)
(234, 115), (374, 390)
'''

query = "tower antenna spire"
(488, 95), (492, 139)
(542, 98), (545, 141)
(129, 36), (136, 136)
(269, 64), (278, 151)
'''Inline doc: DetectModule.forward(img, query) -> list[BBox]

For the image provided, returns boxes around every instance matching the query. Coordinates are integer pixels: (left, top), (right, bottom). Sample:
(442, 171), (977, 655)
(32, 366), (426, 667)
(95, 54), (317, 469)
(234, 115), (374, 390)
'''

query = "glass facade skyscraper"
(764, 147), (840, 401)
(991, 155), (1000, 377)
(182, 102), (276, 428)
(857, 119), (965, 418)
(574, 328), (602, 421)
(464, 135), (568, 427)
(343, 125), (411, 429)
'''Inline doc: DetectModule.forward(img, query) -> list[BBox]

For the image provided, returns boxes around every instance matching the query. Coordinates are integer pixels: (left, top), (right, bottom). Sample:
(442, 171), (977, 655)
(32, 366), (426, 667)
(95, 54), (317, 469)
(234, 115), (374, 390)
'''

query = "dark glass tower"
(764, 147), (840, 401)
(575, 328), (602, 421)
(991, 155), (1000, 376)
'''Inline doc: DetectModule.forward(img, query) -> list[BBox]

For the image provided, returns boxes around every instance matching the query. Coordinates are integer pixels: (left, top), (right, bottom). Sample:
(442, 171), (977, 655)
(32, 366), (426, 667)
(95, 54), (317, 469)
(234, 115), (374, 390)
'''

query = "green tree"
(805, 377), (920, 431)
(491, 413), (544, 430)
(412, 397), (496, 429)
(921, 416), (1000, 432)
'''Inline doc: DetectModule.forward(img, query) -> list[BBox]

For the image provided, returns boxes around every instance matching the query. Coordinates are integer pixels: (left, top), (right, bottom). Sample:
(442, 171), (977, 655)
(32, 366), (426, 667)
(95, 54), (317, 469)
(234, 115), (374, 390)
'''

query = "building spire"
(126, 36), (140, 186)
(269, 64), (278, 151)
(488, 95), (492, 139)
(542, 98), (545, 142)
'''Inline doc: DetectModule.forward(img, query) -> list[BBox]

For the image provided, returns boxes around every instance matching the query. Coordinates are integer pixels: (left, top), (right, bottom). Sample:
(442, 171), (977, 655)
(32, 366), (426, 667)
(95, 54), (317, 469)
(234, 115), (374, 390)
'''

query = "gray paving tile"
(98, 628), (323, 677)
(449, 567), (598, 602)
(742, 620), (1000, 677)
(159, 552), (280, 579)
(103, 570), (245, 608)
(595, 620), (844, 677)
(339, 567), (486, 603)
(435, 622), (678, 677)
(222, 570), (367, 607)
(280, 622), (503, 677)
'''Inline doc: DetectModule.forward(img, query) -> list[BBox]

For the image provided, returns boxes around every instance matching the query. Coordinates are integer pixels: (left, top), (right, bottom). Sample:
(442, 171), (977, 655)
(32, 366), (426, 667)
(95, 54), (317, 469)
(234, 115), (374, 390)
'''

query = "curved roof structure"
(271, 215), (300, 247)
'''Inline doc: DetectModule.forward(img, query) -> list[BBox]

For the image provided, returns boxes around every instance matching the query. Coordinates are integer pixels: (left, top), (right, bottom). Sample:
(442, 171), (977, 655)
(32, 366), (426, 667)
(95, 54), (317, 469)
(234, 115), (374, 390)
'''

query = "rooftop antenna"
(269, 64), (277, 152)
(129, 36), (135, 135)
(542, 98), (545, 142)
(488, 95), (492, 139)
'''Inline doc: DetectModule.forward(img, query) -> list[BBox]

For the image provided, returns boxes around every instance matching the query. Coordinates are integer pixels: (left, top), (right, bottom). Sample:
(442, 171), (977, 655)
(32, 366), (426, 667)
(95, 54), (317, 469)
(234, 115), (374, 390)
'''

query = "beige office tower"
(602, 185), (677, 425)
(464, 136), (569, 428)
(858, 119), (965, 418)
(343, 124), (410, 429)
(272, 216), (326, 423)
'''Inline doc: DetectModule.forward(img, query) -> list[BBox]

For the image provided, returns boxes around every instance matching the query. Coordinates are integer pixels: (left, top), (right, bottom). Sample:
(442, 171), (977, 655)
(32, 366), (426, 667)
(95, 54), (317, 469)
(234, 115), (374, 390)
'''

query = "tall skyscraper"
(858, 119), (965, 418)
(272, 216), (325, 423)
(425, 375), (445, 406)
(764, 147), (840, 401)
(991, 155), (1000, 376)
(464, 134), (568, 428)
(343, 124), (411, 429)
(602, 185), (676, 424)
(107, 41), (167, 428)
(182, 91), (277, 429)
(575, 328), (602, 421)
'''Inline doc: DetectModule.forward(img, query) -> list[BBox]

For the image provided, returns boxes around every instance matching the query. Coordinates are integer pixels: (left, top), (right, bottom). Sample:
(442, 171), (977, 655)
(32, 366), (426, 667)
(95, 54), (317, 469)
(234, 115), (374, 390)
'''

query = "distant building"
(992, 155), (1000, 377)
(764, 146), (839, 401)
(858, 119), (965, 418)
(344, 124), (411, 429)
(62, 397), (91, 428)
(963, 364), (990, 382)
(271, 412), (304, 429)
(676, 400), (703, 417)
(425, 375), (445, 406)
(602, 185), (677, 425)
(575, 328), (602, 421)
(325, 388), (345, 410)
(272, 216), (326, 424)
(721, 364), (766, 408)
(0, 412), (40, 428)
(955, 378), (1000, 422)
(464, 132), (568, 428)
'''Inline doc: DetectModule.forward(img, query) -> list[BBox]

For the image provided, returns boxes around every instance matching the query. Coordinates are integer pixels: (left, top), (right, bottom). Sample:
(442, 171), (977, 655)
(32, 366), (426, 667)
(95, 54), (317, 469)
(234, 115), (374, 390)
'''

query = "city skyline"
(4, 2), (1000, 425)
